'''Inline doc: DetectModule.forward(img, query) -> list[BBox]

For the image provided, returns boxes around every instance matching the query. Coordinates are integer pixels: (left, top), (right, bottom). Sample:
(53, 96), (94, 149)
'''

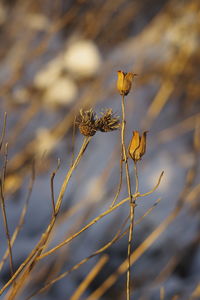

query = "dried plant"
(96, 109), (121, 132)
(76, 109), (97, 137)
(1, 1), (199, 299)
(117, 70), (137, 96)
(128, 131), (147, 162)
(76, 108), (120, 136)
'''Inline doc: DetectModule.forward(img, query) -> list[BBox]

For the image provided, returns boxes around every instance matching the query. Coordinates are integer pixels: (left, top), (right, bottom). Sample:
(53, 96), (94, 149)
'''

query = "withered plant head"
(128, 131), (147, 162)
(117, 70), (137, 96)
(96, 109), (121, 132)
(76, 108), (97, 137)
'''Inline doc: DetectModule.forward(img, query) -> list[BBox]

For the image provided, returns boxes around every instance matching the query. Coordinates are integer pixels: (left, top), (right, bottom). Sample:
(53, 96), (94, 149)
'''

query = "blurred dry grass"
(0, 0), (200, 299)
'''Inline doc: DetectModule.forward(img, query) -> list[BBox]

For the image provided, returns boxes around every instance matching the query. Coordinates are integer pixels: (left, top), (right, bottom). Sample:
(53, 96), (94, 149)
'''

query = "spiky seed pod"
(128, 131), (147, 161)
(117, 71), (137, 96)
(77, 109), (97, 136)
(96, 109), (121, 132)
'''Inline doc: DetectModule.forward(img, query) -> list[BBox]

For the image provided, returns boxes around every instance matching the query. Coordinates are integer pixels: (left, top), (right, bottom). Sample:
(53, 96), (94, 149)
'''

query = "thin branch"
(120, 95), (133, 203)
(120, 94), (135, 300)
(0, 155), (163, 296)
(0, 178), (14, 277)
(50, 158), (61, 216)
(0, 161), (35, 272)
(87, 161), (198, 300)
(71, 115), (77, 167)
(37, 170), (164, 261)
(139, 171), (164, 197)
(86, 205), (182, 300)
(135, 198), (161, 225)
(0, 142), (14, 277)
(29, 198), (161, 299)
(110, 146), (123, 207)
(127, 161), (139, 300)
(134, 162), (139, 194)
(0, 112), (7, 152)
(26, 216), (129, 299)
(1, 143), (8, 189)
(0, 137), (91, 297)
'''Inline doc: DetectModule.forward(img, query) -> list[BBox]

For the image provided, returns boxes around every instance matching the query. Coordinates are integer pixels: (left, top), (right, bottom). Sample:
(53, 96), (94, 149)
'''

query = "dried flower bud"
(128, 131), (147, 161)
(96, 109), (120, 132)
(76, 109), (97, 136)
(117, 71), (137, 96)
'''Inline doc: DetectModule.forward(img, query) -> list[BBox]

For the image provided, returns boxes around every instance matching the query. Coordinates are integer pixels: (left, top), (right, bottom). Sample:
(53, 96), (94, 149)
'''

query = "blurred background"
(0, 0), (200, 299)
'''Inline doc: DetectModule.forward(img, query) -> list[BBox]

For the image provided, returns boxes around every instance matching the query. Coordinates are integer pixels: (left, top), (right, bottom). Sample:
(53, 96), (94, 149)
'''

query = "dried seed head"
(117, 70), (137, 96)
(96, 109), (121, 132)
(76, 108), (97, 136)
(128, 131), (147, 161)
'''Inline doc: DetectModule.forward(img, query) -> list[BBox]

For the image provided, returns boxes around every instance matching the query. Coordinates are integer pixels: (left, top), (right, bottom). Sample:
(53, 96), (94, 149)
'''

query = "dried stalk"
(85, 163), (197, 300)
(0, 178), (14, 277)
(37, 172), (163, 261)
(50, 158), (61, 216)
(0, 143), (14, 277)
(26, 199), (160, 299)
(0, 112), (7, 152)
(0, 161), (35, 272)
(0, 137), (91, 297)
(120, 94), (135, 300)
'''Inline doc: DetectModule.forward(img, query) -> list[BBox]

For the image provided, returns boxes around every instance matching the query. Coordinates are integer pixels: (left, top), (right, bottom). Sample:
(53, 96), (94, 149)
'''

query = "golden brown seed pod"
(76, 109), (97, 137)
(128, 131), (147, 161)
(117, 70), (137, 96)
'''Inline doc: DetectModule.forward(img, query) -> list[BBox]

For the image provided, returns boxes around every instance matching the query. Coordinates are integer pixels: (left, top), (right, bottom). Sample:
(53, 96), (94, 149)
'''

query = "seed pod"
(128, 131), (147, 161)
(96, 109), (120, 132)
(77, 109), (97, 136)
(117, 71), (137, 96)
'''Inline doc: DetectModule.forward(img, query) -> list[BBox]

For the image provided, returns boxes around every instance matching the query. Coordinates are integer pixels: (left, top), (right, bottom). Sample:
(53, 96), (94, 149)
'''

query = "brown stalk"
(127, 161), (139, 300)
(50, 158), (61, 216)
(71, 115), (77, 166)
(0, 166), (163, 297)
(0, 161), (35, 272)
(26, 216), (130, 299)
(26, 198), (160, 299)
(0, 137), (91, 298)
(6, 137), (91, 300)
(37, 172), (163, 261)
(84, 162), (198, 300)
(40, 145), (117, 265)
(0, 112), (7, 152)
(86, 205), (182, 300)
(0, 143), (14, 278)
(0, 178), (14, 278)
(120, 94), (135, 300)
(110, 146), (123, 207)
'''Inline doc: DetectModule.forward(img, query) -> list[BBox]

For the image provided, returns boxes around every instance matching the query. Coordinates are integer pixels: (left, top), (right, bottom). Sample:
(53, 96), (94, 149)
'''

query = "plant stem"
(134, 162), (139, 195)
(120, 95), (135, 300)
(0, 179), (14, 277)
(0, 143), (14, 278)
(0, 137), (91, 298)
(127, 162), (139, 299)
